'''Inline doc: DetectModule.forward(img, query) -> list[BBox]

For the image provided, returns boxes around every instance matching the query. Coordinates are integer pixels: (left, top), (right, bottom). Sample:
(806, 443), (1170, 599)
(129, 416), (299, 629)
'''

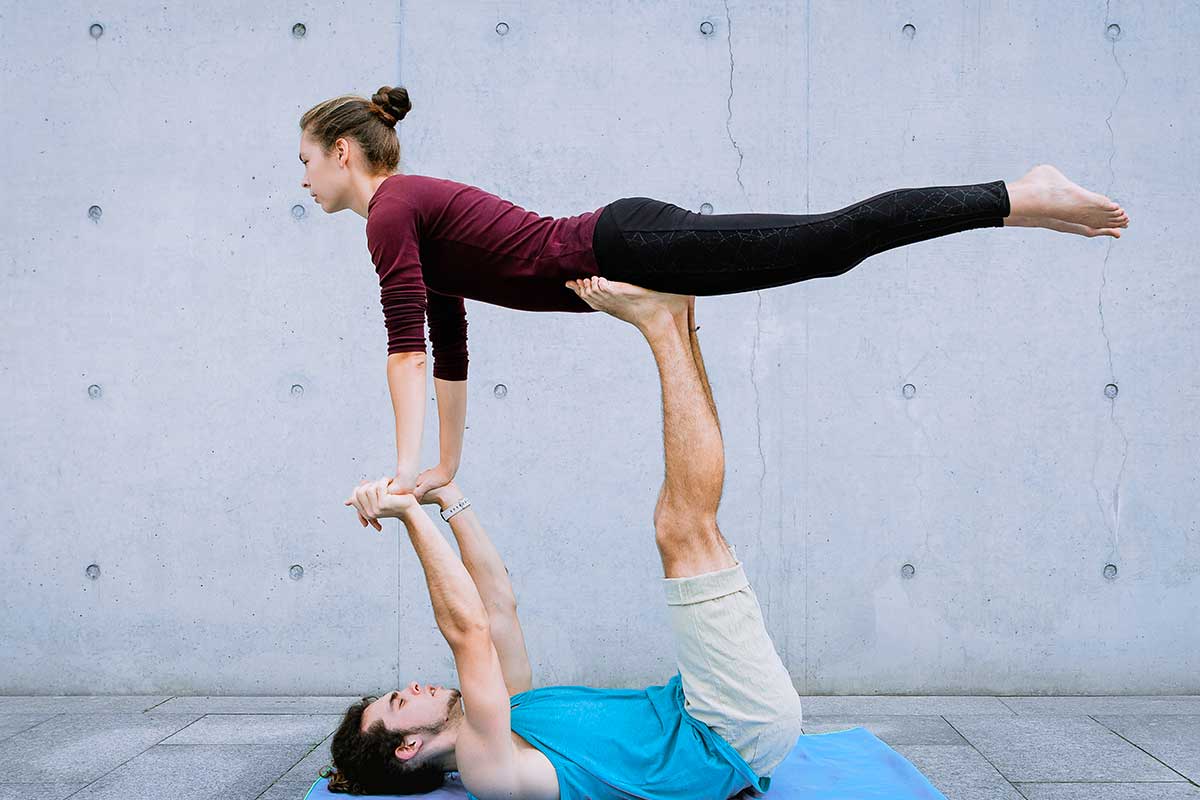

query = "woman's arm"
(387, 351), (428, 491)
(417, 290), (469, 495)
(433, 376), (467, 475)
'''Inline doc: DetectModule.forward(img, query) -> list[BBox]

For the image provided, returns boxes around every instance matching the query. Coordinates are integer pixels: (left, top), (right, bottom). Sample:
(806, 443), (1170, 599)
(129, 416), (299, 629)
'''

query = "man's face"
(361, 681), (465, 747)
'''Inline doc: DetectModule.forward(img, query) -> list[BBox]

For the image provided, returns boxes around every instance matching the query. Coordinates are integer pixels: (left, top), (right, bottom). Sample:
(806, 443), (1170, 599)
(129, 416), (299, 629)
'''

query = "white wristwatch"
(440, 497), (471, 521)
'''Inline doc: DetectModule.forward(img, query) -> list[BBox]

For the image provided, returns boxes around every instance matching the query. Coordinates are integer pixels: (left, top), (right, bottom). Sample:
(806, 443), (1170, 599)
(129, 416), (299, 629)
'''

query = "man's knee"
(654, 500), (720, 549)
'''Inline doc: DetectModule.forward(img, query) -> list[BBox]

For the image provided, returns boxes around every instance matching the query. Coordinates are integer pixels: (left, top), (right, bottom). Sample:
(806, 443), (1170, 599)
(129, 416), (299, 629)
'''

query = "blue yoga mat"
(299, 726), (946, 799)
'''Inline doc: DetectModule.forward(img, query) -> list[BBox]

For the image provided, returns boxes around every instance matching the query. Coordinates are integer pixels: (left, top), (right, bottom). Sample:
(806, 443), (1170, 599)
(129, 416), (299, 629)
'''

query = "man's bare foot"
(565, 276), (690, 329)
(1005, 164), (1130, 234)
(1005, 214), (1123, 238)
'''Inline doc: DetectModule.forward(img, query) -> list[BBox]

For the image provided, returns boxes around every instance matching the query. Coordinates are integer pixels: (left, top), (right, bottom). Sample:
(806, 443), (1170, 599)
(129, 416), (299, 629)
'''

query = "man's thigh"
(662, 544), (804, 777)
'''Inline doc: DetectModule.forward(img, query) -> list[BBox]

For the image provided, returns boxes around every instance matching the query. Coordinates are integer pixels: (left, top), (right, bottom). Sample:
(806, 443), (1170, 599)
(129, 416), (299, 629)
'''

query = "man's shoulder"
(460, 732), (559, 800)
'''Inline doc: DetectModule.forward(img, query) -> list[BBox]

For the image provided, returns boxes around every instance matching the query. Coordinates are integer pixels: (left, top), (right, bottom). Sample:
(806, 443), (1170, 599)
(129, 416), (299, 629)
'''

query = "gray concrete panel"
(1, 1), (1196, 694)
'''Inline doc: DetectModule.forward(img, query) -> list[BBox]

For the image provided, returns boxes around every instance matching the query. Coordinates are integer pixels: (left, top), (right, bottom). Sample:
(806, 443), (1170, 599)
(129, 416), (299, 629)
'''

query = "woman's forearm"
(386, 352), (428, 479)
(433, 377), (468, 473)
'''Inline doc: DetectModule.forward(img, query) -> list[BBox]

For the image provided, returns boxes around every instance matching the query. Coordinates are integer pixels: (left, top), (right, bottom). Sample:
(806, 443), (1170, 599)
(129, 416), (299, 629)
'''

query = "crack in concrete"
(722, 0), (746, 199)
(721, 0), (768, 558)
(1091, 2), (1130, 551)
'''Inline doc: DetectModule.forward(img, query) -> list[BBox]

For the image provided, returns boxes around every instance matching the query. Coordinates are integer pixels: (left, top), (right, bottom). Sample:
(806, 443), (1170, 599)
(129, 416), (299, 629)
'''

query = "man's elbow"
(443, 619), (491, 647)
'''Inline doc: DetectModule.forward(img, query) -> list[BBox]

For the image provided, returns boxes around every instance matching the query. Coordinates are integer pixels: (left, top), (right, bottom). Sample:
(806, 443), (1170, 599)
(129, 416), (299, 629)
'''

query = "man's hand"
(344, 476), (419, 529)
(414, 463), (455, 499)
(418, 480), (464, 511)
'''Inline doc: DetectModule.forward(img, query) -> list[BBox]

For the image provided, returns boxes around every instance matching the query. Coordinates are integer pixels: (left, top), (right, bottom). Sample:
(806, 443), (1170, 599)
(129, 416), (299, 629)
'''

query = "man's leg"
(567, 276), (733, 578)
(687, 297), (720, 429)
(568, 276), (804, 782)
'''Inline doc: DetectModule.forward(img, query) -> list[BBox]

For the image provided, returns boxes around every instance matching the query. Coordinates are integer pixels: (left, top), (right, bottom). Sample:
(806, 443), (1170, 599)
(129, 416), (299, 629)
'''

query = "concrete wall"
(2, 0), (1196, 695)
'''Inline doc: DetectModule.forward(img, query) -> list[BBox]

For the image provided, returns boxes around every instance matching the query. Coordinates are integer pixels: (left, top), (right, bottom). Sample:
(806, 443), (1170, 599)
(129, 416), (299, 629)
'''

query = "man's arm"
(426, 483), (533, 695)
(378, 495), (521, 797)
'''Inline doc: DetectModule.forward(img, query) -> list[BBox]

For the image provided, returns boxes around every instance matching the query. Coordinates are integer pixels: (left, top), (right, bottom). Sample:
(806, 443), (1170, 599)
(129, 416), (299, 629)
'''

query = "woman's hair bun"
(370, 86), (412, 127)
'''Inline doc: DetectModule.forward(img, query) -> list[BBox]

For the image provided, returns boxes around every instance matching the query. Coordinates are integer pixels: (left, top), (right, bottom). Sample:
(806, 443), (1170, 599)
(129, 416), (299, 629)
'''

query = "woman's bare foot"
(1005, 214), (1123, 238)
(565, 276), (690, 329)
(1005, 164), (1129, 234)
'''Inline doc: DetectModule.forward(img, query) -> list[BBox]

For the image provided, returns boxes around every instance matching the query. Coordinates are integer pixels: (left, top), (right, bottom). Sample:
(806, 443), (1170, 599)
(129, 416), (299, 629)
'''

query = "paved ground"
(0, 694), (1197, 799)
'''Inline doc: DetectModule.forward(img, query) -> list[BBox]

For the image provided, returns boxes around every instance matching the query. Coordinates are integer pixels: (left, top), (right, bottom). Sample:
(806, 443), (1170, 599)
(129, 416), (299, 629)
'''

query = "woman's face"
(298, 130), (352, 213)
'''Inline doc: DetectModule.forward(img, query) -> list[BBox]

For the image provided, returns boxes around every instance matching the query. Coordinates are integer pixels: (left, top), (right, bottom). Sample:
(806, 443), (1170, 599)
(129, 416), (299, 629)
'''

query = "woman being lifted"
(297, 86), (1129, 515)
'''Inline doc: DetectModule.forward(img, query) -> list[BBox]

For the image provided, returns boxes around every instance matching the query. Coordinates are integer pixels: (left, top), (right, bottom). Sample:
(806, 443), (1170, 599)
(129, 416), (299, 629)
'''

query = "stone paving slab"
(799, 696), (1014, 715)
(148, 696), (359, 714)
(1002, 697), (1200, 716)
(0, 785), (89, 800)
(891, 743), (1025, 799)
(0, 713), (58, 741)
(0, 696), (170, 714)
(1093, 715), (1200, 783)
(943, 714), (1187, 783)
(1014, 783), (1200, 799)
(0, 713), (201, 783)
(160, 714), (341, 745)
(70, 743), (311, 800)
(801, 714), (969, 745)
(277, 733), (335, 783)
(257, 782), (321, 800)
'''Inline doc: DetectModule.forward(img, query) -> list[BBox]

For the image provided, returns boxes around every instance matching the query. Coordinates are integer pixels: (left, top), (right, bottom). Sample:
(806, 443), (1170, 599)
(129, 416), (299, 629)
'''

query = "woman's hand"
(418, 480), (463, 511)
(413, 463), (455, 498)
(344, 476), (418, 528)
(389, 468), (418, 496)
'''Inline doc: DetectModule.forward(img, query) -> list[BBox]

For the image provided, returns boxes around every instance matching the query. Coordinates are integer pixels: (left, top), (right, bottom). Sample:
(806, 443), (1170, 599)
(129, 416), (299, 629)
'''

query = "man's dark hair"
(324, 695), (448, 795)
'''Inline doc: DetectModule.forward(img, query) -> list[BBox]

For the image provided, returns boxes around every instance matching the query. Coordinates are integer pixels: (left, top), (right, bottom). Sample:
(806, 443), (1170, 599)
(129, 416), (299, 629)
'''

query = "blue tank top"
(464, 672), (769, 800)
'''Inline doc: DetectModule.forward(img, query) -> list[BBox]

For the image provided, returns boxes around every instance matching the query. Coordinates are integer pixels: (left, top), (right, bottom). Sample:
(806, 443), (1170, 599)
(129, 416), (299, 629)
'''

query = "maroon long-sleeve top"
(365, 173), (606, 381)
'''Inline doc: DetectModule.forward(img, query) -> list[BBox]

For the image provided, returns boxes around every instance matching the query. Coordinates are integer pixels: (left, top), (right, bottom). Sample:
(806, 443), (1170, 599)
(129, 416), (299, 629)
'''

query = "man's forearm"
(432, 376), (467, 472)
(435, 490), (517, 611)
(399, 506), (490, 639)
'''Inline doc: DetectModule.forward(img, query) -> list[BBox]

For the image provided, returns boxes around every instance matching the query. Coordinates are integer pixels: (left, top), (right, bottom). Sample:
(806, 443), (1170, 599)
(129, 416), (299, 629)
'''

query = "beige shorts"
(662, 544), (804, 777)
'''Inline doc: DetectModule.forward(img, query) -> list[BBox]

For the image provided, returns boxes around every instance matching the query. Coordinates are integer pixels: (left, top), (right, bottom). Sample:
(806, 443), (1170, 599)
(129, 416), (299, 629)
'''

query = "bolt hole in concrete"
(89, 22), (103, 38)
(1103, 563), (1118, 580)
(291, 204), (305, 219)
(1106, 22), (1121, 41)
(292, 22), (306, 38)
(1104, 383), (1119, 399)
(495, 21), (509, 36)
(87, 384), (102, 399)
(289, 565), (305, 581)
(85, 564), (100, 580)
(902, 23), (916, 39)
(900, 563), (915, 579)
(88, 205), (102, 221)
(493, 383), (508, 399)
(902, 383), (916, 399)
(699, 20), (714, 36)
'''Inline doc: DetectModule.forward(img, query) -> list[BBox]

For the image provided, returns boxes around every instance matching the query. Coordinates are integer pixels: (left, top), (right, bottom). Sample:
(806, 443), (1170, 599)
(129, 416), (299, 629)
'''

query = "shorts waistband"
(663, 547), (749, 606)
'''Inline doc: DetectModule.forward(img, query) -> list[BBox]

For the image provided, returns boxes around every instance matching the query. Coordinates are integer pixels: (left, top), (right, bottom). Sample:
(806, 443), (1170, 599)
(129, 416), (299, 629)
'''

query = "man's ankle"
(637, 307), (682, 339)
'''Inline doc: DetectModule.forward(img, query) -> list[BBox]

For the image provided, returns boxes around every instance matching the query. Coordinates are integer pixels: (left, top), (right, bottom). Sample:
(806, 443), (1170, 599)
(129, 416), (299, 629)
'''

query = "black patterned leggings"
(591, 180), (1010, 295)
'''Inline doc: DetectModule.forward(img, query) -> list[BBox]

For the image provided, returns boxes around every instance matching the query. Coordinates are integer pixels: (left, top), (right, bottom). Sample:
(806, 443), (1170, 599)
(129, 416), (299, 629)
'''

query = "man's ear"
(395, 735), (423, 762)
